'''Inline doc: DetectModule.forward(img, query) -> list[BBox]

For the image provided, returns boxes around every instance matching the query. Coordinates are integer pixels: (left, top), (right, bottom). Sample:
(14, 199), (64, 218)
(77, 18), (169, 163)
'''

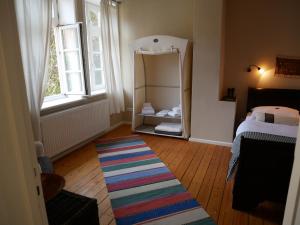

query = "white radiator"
(41, 100), (110, 158)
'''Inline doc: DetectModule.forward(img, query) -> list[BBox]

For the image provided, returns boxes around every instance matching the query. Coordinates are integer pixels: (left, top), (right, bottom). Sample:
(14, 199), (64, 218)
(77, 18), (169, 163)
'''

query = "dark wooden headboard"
(247, 88), (300, 112)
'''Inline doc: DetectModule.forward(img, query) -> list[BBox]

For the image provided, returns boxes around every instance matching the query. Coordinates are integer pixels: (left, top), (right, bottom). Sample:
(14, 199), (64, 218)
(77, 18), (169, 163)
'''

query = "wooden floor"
(54, 125), (284, 225)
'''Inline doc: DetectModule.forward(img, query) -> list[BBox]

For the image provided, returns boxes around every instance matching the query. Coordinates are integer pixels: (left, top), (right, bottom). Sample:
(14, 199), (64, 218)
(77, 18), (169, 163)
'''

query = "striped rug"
(96, 135), (216, 225)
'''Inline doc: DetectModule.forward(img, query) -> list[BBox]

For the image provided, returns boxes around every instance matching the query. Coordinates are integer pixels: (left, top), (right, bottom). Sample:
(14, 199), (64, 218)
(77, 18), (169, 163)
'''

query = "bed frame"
(247, 87), (300, 112)
(232, 87), (300, 210)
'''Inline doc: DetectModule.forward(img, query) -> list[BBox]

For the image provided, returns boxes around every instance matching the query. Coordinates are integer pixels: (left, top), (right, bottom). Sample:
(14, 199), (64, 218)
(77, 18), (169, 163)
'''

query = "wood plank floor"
(54, 124), (285, 225)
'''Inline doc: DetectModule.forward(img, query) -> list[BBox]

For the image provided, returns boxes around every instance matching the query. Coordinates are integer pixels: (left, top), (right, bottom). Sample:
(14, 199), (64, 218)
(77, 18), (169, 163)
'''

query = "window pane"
(95, 70), (103, 86)
(64, 51), (80, 71)
(45, 29), (61, 96)
(59, 24), (86, 95)
(62, 28), (78, 49)
(88, 10), (99, 26)
(85, 2), (105, 94)
(92, 36), (100, 52)
(66, 72), (83, 92)
(93, 54), (102, 69)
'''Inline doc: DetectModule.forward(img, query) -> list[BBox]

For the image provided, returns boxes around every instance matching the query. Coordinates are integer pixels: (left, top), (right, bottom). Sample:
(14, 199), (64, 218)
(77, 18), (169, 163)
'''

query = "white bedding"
(155, 122), (182, 133)
(236, 115), (298, 138)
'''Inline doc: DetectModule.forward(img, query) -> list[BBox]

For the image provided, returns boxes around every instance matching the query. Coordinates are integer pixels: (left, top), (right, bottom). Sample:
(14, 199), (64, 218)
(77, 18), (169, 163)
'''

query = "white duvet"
(236, 116), (298, 138)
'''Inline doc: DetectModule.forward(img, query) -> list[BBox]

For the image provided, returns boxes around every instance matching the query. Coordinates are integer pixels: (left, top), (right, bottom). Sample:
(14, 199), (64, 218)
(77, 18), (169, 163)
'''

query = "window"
(57, 24), (85, 94)
(44, 24), (85, 102)
(85, 2), (105, 94)
(43, 0), (106, 107)
(45, 29), (61, 97)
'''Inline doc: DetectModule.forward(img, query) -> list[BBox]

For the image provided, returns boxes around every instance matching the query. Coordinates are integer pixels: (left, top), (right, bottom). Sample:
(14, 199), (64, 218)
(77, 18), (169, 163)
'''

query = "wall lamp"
(247, 64), (265, 75)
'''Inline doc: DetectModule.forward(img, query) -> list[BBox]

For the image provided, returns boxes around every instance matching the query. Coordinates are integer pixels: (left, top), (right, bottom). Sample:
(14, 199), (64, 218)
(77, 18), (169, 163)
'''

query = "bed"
(228, 88), (300, 210)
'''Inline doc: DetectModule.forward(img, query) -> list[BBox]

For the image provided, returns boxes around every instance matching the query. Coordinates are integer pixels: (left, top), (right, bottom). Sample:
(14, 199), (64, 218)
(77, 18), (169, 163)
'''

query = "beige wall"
(223, 0), (300, 122)
(0, 0), (48, 224)
(119, 0), (236, 143)
(119, 0), (194, 120)
(190, 0), (236, 144)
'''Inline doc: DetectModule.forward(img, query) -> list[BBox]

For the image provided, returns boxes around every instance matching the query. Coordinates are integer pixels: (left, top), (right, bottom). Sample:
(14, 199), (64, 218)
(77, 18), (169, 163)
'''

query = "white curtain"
(100, 0), (125, 115)
(14, 0), (52, 154)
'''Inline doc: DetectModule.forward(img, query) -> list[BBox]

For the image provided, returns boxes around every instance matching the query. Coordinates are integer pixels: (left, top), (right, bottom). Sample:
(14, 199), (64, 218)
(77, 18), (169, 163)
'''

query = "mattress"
(236, 115), (298, 141)
(227, 115), (298, 179)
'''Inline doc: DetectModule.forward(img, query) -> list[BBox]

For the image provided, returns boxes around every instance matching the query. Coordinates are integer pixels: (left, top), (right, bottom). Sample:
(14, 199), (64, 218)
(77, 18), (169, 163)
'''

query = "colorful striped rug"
(96, 135), (216, 225)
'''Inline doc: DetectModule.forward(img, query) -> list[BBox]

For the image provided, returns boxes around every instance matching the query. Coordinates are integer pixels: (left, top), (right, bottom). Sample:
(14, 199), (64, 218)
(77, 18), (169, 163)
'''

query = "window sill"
(42, 96), (82, 110)
(41, 92), (106, 116)
(91, 89), (106, 96)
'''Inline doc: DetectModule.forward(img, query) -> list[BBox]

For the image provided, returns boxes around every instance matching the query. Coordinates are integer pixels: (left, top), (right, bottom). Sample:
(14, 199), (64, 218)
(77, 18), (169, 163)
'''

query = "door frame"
(0, 0), (48, 224)
(283, 126), (300, 225)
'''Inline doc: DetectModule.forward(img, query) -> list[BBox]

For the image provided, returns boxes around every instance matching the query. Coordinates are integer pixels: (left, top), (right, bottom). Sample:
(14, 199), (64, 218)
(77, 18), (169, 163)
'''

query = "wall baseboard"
(107, 121), (126, 132)
(189, 137), (232, 147)
(107, 121), (131, 132)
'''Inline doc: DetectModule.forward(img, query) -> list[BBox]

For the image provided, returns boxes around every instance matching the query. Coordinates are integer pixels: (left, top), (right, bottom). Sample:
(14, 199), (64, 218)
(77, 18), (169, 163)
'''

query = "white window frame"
(43, 92), (67, 103)
(43, 0), (65, 102)
(57, 23), (86, 95)
(43, 0), (110, 109)
(52, 0), (59, 27)
(84, 1), (106, 95)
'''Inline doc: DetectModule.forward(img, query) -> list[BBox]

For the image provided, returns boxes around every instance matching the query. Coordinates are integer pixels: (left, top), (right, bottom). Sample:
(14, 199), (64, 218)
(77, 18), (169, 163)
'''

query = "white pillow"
(255, 111), (299, 126)
(252, 106), (299, 118)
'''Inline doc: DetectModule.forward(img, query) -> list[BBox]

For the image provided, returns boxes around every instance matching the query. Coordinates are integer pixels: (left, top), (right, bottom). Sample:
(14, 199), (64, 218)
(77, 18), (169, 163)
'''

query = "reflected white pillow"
(252, 106), (299, 118)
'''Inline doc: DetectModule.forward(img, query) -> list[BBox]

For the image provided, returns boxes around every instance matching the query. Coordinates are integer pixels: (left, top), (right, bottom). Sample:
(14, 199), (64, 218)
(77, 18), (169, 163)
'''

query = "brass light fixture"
(247, 64), (265, 75)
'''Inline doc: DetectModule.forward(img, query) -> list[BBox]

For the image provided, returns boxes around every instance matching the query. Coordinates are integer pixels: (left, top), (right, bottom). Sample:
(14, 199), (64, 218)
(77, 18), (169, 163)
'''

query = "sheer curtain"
(14, 0), (52, 155)
(100, 0), (125, 115)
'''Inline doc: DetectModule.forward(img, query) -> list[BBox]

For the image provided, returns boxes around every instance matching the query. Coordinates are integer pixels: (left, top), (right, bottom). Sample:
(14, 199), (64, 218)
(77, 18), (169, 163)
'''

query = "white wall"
(119, 0), (194, 120)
